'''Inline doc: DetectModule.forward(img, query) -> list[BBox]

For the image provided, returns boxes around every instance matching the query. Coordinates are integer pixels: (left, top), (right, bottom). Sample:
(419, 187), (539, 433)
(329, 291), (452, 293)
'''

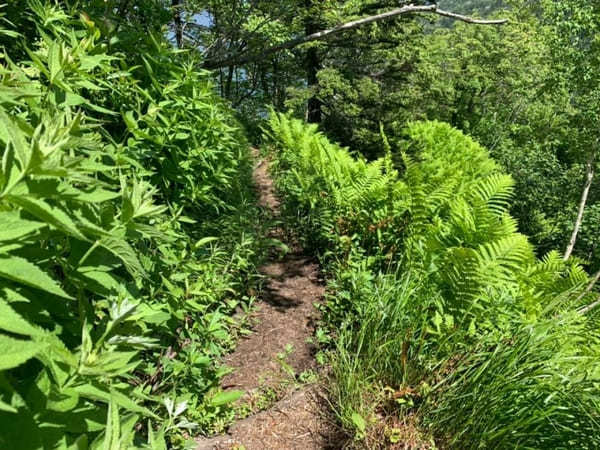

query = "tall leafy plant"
(0, 3), (263, 448)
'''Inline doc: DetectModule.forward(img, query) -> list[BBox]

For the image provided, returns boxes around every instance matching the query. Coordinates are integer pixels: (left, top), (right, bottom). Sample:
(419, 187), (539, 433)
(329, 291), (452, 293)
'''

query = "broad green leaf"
(123, 111), (138, 130)
(193, 237), (218, 249)
(64, 92), (86, 107)
(0, 142), (17, 193)
(79, 53), (114, 72)
(0, 255), (72, 299)
(0, 109), (31, 171)
(0, 398), (17, 413)
(64, 92), (117, 116)
(80, 351), (139, 377)
(48, 40), (63, 84)
(78, 270), (123, 296)
(72, 188), (120, 203)
(103, 394), (120, 450)
(351, 412), (367, 434)
(47, 388), (80, 413)
(0, 334), (46, 370)
(73, 384), (157, 418)
(210, 390), (243, 406)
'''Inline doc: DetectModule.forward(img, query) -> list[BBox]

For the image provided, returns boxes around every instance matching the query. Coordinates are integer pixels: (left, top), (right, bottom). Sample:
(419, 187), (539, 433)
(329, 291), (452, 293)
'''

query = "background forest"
(2, 0), (600, 449)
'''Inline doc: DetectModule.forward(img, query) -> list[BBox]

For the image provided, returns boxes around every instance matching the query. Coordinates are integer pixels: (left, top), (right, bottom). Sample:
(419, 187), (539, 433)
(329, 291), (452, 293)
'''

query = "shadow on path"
(196, 151), (344, 450)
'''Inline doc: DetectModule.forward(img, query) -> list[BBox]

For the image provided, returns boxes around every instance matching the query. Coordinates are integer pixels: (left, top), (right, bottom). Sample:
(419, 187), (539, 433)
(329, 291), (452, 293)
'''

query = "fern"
(267, 113), (600, 446)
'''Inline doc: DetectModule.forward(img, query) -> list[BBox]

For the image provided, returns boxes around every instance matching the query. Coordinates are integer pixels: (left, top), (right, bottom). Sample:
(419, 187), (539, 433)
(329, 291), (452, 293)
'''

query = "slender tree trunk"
(564, 154), (595, 260)
(225, 65), (234, 99)
(306, 47), (321, 123)
(305, 0), (322, 123)
(578, 294), (600, 315)
(172, 0), (184, 48)
(576, 267), (600, 303)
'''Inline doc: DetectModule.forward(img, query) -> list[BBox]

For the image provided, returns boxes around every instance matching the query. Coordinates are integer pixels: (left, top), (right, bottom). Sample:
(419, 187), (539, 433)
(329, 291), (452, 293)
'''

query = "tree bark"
(225, 65), (234, 99)
(203, 5), (508, 69)
(172, 0), (184, 49)
(564, 154), (595, 260)
(305, 0), (322, 123)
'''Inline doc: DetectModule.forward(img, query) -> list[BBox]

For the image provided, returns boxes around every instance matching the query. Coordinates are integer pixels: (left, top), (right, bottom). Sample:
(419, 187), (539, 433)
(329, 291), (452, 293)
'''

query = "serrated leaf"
(0, 211), (44, 241)
(7, 195), (86, 240)
(0, 297), (40, 336)
(0, 255), (72, 299)
(98, 237), (146, 277)
(0, 334), (46, 370)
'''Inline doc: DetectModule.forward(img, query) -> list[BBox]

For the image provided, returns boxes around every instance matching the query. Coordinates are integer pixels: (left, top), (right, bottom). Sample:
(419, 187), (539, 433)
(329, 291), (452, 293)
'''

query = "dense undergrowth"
(266, 113), (600, 448)
(0, 3), (267, 449)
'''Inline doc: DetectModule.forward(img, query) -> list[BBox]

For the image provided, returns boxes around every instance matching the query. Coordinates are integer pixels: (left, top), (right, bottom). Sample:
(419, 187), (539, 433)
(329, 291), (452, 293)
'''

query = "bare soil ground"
(195, 154), (344, 450)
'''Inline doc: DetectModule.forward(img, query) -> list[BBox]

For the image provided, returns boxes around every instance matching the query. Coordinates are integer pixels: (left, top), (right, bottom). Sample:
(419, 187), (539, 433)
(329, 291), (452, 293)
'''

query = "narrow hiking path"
(196, 153), (342, 450)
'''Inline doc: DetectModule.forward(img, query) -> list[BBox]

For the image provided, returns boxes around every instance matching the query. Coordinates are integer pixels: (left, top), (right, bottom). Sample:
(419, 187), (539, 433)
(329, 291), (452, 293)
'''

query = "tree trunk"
(306, 47), (321, 123)
(225, 65), (234, 99)
(564, 154), (595, 260)
(305, 0), (322, 123)
(172, 0), (184, 49)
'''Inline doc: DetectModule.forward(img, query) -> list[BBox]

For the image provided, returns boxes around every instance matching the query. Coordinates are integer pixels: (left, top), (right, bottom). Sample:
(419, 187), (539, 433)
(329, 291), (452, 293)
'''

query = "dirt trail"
(196, 155), (342, 450)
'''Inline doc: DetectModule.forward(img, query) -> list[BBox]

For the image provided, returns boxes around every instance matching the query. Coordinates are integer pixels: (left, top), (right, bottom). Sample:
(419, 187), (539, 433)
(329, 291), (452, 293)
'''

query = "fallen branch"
(203, 4), (508, 69)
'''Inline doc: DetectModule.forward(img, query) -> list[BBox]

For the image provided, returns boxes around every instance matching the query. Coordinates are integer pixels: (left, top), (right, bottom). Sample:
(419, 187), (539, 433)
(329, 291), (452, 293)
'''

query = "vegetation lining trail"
(196, 152), (340, 450)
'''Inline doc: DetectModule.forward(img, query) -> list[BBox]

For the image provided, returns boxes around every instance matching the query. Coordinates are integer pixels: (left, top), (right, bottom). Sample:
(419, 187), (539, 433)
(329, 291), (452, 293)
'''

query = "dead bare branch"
(203, 4), (508, 69)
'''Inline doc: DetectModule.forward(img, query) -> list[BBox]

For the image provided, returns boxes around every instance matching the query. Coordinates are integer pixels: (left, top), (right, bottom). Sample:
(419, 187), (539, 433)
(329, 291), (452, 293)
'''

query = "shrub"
(0, 3), (263, 448)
